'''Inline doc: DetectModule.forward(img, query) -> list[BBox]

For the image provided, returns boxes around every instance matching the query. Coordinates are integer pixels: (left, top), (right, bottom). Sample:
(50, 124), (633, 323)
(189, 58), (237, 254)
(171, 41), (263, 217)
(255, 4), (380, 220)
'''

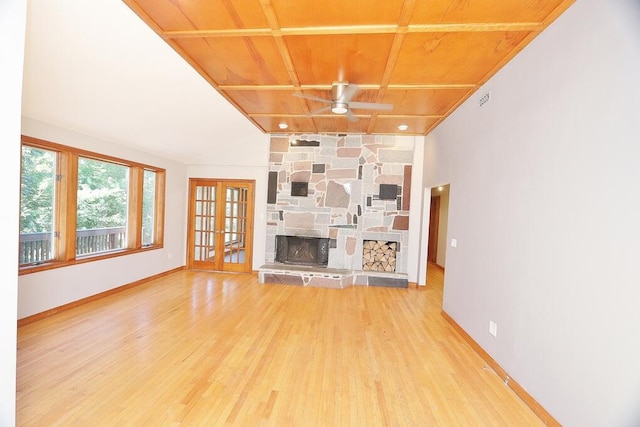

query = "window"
(19, 136), (166, 273)
(142, 169), (156, 246)
(76, 157), (129, 256)
(20, 146), (57, 264)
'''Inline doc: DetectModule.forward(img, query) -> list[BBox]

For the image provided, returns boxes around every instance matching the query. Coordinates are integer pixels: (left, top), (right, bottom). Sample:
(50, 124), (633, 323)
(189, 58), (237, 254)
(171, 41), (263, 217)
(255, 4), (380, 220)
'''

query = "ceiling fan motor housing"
(331, 81), (348, 100)
(331, 101), (349, 115)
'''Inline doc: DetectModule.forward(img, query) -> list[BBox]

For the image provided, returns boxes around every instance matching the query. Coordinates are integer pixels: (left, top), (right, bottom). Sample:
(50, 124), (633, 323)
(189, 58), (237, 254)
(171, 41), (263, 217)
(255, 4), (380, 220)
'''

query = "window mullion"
(154, 171), (166, 246)
(58, 151), (77, 262)
(127, 167), (142, 249)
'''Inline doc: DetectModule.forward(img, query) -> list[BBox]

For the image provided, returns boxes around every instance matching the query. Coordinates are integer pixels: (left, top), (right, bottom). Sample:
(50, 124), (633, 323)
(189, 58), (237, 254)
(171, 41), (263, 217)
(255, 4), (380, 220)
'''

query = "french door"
(187, 179), (254, 273)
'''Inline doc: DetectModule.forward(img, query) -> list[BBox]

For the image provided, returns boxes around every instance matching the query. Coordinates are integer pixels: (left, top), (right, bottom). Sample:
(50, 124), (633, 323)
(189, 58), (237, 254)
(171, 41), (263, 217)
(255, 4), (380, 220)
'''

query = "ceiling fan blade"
(349, 101), (394, 111)
(293, 92), (331, 104)
(310, 105), (331, 115)
(345, 109), (358, 122)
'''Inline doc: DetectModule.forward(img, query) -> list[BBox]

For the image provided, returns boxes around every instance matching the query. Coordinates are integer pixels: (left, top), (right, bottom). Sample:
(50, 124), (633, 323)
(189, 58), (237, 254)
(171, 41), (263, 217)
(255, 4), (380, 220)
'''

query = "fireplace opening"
(275, 235), (329, 267)
(363, 240), (397, 272)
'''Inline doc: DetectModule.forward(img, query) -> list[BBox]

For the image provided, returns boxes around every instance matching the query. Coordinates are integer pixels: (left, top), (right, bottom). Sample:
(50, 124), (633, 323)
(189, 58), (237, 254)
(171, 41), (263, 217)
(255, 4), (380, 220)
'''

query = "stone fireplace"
(259, 134), (413, 288)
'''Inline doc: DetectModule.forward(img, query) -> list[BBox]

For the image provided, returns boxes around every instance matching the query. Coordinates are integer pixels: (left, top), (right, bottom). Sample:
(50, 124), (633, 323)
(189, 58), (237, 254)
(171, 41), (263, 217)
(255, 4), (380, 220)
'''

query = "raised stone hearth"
(258, 264), (408, 289)
(259, 264), (353, 289)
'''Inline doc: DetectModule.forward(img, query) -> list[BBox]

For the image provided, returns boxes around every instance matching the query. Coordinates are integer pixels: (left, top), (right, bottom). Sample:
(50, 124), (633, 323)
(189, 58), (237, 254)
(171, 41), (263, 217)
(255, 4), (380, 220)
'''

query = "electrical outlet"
(489, 321), (498, 337)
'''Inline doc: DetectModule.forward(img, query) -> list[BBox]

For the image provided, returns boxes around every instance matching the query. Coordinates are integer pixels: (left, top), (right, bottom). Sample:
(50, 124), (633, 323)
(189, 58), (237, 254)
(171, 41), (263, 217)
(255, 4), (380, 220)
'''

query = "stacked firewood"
(362, 240), (397, 272)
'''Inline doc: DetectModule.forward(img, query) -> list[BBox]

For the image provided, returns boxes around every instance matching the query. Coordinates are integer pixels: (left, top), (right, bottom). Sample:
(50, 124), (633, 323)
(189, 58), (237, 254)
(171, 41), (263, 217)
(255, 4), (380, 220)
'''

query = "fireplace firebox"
(275, 235), (329, 267)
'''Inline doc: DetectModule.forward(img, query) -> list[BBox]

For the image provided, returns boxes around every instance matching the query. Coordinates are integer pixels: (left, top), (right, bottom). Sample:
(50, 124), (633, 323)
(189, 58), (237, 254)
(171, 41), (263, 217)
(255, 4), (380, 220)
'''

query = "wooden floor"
(16, 265), (543, 426)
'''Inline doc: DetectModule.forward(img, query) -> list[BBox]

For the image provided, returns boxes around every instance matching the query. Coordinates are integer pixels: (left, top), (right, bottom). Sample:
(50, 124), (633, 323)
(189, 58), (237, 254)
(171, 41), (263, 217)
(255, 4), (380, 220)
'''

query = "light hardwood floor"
(17, 265), (543, 426)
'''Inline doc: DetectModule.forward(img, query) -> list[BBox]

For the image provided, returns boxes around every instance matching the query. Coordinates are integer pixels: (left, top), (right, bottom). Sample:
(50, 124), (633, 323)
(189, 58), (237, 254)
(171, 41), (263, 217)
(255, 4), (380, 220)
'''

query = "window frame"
(19, 135), (166, 275)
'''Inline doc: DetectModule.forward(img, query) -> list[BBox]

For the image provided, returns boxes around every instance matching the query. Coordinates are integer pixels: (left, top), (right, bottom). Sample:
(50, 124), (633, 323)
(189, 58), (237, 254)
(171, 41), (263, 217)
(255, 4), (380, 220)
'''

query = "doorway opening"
(426, 184), (450, 303)
(187, 178), (255, 273)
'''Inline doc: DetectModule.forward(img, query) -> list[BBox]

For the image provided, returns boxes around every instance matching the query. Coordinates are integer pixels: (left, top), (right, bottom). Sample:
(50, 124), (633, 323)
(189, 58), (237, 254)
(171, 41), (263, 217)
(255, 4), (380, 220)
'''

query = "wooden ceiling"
(123, 0), (574, 136)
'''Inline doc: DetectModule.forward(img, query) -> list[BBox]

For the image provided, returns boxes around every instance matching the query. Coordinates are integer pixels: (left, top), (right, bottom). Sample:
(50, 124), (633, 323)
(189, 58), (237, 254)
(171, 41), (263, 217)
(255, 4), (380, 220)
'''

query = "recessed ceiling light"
(278, 122), (288, 129)
(438, 186), (443, 191)
(398, 124), (408, 131)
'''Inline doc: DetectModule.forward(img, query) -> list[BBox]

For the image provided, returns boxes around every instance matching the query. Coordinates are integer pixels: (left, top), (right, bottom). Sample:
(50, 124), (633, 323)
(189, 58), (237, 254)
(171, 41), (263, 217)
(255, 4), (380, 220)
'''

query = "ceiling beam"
(162, 22), (546, 40)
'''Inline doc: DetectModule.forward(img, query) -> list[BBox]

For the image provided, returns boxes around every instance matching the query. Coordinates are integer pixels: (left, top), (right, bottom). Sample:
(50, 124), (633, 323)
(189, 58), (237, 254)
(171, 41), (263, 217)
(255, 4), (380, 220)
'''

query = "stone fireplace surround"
(258, 134), (413, 289)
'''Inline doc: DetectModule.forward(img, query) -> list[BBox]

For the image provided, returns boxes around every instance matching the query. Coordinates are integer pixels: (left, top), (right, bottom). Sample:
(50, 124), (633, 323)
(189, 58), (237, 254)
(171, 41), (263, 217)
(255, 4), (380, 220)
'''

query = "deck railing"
(19, 227), (126, 265)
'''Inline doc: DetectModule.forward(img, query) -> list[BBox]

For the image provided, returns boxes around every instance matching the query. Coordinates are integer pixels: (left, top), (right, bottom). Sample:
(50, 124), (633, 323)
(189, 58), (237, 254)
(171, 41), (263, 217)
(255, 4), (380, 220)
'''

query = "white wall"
(423, 1), (640, 425)
(1, 0), (26, 424)
(18, 118), (188, 319)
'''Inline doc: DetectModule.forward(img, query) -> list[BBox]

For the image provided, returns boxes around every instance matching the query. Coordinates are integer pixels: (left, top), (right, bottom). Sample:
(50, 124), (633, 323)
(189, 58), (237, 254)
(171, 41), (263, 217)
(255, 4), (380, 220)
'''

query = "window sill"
(18, 244), (164, 276)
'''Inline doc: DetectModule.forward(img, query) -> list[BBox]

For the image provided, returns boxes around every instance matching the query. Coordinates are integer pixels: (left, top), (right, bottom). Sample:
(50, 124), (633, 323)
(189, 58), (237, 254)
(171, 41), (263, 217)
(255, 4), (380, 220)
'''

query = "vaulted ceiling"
(123, 0), (575, 136)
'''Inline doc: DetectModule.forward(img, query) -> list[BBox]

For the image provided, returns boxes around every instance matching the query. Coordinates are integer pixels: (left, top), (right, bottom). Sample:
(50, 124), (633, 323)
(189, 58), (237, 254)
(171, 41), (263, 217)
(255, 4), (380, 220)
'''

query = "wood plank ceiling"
(123, 0), (575, 136)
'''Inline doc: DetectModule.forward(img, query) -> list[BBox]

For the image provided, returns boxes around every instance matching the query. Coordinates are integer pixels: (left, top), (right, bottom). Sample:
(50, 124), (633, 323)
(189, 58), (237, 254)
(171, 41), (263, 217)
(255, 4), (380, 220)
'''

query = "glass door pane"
(223, 185), (247, 266)
(192, 184), (217, 264)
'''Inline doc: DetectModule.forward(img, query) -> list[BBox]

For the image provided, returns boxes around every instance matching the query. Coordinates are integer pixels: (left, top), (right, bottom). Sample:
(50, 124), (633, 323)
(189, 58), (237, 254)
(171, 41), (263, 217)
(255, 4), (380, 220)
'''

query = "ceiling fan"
(293, 82), (393, 122)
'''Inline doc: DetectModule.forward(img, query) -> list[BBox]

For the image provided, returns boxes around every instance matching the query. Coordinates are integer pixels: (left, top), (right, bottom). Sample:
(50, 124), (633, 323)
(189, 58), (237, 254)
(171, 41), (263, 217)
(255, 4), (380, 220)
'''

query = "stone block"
(308, 276), (345, 289)
(378, 149), (413, 164)
(290, 171), (311, 183)
(403, 165), (412, 211)
(392, 215), (409, 230)
(330, 158), (359, 169)
(326, 169), (358, 180)
(337, 147), (362, 157)
(366, 226), (389, 232)
(353, 274), (368, 285)
(270, 137), (290, 152)
(346, 135), (362, 147)
(362, 135), (376, 145)
(363, 144), (385, 157)
(284, 152), (310, 161)
(345, 236), (357, 255)
(284, 212), (315, 229)
(375, 175), (404, 185)
(293, 160), (313, 171)
(261, 273), (304, 286)
(368, 275), (408, 288)
(325, 181), (351, 208)
(315, 213), (331, 224)
(270, 153), (283, 163)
